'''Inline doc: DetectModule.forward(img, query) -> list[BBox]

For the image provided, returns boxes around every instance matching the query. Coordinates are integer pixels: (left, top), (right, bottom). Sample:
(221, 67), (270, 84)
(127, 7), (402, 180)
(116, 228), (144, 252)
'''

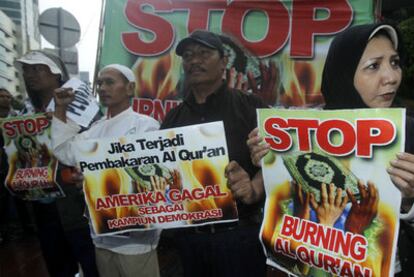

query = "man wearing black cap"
(161, 30), (267, 277)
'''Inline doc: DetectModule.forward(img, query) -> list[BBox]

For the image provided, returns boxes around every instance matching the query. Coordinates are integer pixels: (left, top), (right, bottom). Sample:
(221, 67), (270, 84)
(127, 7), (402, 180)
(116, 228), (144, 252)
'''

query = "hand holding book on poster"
(309, 183), (348, 227)
(345, 180), (379, 234)
(225, 160), (264, 205)
(292, 181), (311, 220)
(226, 61), (280, 107)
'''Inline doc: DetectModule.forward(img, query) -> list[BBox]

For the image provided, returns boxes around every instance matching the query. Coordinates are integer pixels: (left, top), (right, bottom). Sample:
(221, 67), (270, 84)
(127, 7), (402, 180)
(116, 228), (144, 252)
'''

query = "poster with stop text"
(257, 108), (405, 277)
(73, 121), (237, 235)
(1, 114), (64, 201)
(98, 0), (378, 121)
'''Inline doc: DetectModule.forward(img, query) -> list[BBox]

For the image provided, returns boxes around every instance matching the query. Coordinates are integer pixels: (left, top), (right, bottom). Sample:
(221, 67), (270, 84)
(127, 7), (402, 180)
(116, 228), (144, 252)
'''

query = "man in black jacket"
(161, 30), (266, 277)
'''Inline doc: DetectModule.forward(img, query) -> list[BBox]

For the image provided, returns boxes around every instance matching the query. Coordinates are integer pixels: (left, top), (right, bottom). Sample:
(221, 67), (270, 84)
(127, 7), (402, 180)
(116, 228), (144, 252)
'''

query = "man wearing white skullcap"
(51, 64), (161, 277)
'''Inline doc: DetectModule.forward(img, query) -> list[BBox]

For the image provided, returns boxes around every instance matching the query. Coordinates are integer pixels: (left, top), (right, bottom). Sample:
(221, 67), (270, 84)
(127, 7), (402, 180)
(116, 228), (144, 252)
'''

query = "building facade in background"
(0, 0), (41, 98)
(0, 9), (19, 96)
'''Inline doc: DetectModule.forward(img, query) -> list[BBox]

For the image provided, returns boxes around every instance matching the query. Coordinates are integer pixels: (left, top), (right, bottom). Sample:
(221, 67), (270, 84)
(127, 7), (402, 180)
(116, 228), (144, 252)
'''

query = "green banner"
(98, 0), (378, 121)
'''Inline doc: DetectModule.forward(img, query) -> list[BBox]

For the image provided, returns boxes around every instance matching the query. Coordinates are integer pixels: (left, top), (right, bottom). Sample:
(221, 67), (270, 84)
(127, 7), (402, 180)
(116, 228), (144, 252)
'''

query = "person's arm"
(51, 88), (82, 166)
(53, 87), (75, 122)
(225, 160), (265, 204)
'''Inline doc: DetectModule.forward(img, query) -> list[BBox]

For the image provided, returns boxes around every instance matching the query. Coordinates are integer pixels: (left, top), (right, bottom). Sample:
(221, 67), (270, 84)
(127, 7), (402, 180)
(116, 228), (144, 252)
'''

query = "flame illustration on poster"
(73, 121), (237, 235)
(257, 108), (405, 277)
(1, 113), (64, 200)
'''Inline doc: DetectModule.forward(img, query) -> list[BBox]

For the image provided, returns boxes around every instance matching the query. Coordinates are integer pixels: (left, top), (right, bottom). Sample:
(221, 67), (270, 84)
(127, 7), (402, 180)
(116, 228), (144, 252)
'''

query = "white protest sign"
(48, 78), (100, 127)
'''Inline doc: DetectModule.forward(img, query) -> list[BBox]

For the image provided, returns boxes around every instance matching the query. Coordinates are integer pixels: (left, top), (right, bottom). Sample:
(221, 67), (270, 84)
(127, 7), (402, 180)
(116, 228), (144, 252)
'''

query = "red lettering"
(264, 117), (292, 151)
(356, 119), (396, 157)
(132, 98), (181, 121)
(350, 235), (367, 261)
(290, 0), (353, 57)
(316, 119), (356, 156)
(264, 117), (396, 157)
(134, 98), (153, 116)
(173, 0), (226, 32)
(121, 0), (355, 58)
(323, 253), (340, 274)
(2, 117), (50, 138)
(279, 215), (368, 261)
(296, 245), (310, 263)
(37, 117), (49, 132)
(288, 119), (318, 151)
(96, 198), (107, 210)
(3, 121), (15, 137)
(222, 0), (289, 57)
(122, 0), (174, 56)
(302, 220), (318, 244)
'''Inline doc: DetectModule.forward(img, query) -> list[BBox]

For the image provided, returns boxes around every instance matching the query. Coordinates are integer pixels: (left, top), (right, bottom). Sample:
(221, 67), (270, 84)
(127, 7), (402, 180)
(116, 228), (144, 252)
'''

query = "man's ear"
(126, 82), (136, 97)
(220, 55), (229, 71)
(55, 74), (63, 85)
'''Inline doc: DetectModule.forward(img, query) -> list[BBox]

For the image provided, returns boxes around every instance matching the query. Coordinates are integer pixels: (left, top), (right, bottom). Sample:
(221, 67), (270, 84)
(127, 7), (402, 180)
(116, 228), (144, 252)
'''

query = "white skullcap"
(100, 64), (136, 82)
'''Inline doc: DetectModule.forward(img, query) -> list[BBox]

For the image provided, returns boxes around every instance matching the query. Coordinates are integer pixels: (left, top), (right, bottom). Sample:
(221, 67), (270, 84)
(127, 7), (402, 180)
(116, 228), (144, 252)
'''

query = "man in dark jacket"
(161, 30), (266, 277)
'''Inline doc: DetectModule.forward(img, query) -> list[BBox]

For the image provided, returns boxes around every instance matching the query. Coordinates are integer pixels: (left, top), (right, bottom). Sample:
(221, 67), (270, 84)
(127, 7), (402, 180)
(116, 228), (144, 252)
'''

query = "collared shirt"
(161, 82), (266, 218)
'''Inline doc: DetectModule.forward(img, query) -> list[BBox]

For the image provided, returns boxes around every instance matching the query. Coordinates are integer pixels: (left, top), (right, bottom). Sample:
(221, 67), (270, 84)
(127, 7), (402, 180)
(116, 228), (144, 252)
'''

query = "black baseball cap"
(176, 30), (224, 56)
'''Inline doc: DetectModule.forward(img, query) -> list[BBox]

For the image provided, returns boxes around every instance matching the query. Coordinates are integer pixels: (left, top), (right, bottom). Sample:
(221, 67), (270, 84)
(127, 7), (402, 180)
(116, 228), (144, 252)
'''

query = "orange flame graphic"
(134, 52), (182, 100)
(280, 54), (325, 107)
(262, 182), (397, 276)
(180, 159), (237, 223)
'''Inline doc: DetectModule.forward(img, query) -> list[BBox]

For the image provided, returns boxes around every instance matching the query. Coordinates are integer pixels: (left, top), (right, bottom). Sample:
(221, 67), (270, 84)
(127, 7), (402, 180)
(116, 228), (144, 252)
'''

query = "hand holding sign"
(49, 78), (99, 127)
(54, 87), (75, 107)
(388, 152), (414, 198)
(53, 87), (75, 123)
(225, 160), (257, 204)
(247, 127), (270, 167)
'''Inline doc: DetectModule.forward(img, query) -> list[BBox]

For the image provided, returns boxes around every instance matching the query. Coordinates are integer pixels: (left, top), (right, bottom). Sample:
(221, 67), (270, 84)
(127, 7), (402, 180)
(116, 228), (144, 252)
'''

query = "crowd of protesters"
(0, 21), (413, 277)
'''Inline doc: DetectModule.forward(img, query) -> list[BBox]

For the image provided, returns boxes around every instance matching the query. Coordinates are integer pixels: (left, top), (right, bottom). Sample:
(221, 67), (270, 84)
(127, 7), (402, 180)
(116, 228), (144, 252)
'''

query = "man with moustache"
(161, 30), (267, 277)
(52, 64), (161, 277)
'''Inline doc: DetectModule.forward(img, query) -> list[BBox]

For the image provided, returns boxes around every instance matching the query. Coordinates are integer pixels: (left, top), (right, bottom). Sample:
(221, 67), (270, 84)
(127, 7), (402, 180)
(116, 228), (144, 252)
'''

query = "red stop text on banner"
(263, 117), (397, 158)
(2, 117), (50, 138)
(121, 0), (353, 58)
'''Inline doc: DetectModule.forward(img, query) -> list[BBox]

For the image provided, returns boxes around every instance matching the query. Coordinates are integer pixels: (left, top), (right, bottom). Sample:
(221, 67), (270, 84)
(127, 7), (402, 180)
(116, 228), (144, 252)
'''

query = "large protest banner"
(1, 114), (64, 201)
(257, 109), (405, 277)
(73, 121), (237, 235)
(97, 0), (379, 121)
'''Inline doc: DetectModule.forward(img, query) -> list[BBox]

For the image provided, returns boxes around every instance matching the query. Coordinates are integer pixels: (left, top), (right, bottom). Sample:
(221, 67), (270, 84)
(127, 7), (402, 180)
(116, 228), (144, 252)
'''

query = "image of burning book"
(282, 150), (359, 202)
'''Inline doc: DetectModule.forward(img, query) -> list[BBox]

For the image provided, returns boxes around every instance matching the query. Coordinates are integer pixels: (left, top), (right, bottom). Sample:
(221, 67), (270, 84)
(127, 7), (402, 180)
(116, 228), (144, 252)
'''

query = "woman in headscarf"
(321, 22), (414, 276)
(248, 22), (414, 276)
